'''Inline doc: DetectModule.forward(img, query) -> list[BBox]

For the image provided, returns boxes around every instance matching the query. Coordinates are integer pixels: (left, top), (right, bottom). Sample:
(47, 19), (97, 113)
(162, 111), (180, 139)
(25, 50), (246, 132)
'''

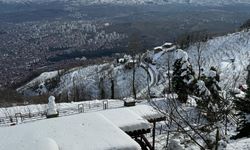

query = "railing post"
(103, 101), (108, 110)
(15, 113), (23, 124)
(78, 104), (84, 113)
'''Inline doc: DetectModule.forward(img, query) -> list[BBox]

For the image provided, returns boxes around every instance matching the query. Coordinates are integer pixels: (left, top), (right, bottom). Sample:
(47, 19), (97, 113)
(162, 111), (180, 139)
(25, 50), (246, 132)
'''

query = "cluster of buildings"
(0, 21), (126, 87)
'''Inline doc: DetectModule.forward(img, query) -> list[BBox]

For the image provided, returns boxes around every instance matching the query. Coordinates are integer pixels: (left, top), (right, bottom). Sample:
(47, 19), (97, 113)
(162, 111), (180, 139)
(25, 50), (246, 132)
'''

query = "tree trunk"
(132, 66), (137, 99)
(111, 78), (115, 99)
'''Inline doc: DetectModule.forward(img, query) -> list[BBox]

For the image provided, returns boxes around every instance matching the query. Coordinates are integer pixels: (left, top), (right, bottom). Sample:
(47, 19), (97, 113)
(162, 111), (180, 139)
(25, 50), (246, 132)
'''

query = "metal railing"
(0, 100), (124, 127)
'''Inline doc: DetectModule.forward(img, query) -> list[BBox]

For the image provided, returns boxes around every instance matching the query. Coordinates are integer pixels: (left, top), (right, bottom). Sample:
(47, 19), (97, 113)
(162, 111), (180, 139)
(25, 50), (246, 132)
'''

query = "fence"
(0, 100), (124, 127)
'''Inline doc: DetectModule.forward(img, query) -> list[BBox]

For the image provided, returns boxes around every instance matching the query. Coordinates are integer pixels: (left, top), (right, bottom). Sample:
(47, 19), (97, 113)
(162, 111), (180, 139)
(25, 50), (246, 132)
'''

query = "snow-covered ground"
(187, 30), (250, 89)
(146, 30), (250, 92)
(226, 138), (250, 150)
(0, 112), (141, 150)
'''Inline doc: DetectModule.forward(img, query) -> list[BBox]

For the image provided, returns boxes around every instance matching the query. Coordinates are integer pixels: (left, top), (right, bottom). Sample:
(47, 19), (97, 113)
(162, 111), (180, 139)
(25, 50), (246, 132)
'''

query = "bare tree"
(128, 33), (142, 99)
(194, 41), (205, 80)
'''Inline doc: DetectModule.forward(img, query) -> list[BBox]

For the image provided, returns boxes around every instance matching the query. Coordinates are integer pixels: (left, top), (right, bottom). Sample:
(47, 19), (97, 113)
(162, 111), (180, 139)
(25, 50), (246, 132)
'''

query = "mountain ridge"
(1, 0), (250, 6)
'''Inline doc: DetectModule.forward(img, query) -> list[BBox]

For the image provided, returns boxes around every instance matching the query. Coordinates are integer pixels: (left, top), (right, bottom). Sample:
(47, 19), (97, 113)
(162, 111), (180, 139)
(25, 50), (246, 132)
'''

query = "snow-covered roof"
(129, 104), (166, 122)
(163, 42), (173, 46)
(101, 108), (151, 132)
(123, 97), (135, 102)
(128, 59), (138, 63)
(0, 113), (140, 150)
(154, 46), (163, 50)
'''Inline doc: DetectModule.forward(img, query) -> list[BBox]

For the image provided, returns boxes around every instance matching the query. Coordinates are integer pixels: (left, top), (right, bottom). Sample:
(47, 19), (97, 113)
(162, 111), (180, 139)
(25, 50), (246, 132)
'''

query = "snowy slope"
(18, 62), (148, 100)
(152, 30), (250, 90)
(1, 0), (250, 5)
(187, 30), (250, 88)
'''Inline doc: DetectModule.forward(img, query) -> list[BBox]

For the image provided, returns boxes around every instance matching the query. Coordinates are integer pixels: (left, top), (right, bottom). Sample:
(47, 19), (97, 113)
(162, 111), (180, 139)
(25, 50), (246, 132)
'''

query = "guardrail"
(0, 100), (124, 127)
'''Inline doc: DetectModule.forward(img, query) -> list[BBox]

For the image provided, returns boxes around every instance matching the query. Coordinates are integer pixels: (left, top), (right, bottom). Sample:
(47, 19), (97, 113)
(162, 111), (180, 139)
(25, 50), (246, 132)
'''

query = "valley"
(2, 1), (250, 149)
(1, 3), (250, 88)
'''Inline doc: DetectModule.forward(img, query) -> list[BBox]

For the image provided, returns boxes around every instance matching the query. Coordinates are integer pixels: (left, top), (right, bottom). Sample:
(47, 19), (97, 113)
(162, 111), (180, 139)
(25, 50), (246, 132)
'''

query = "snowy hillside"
(1, 0), (250, 5)
(151, 30), (250, 90)
(18, 61), (149, 100)
(18, 29), (250, 100)
(187, 29), (250, 88)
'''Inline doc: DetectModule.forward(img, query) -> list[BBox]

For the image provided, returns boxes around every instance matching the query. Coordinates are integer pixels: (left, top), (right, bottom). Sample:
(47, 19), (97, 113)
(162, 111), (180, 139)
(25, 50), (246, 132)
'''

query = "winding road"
(137, 53), (159, 98)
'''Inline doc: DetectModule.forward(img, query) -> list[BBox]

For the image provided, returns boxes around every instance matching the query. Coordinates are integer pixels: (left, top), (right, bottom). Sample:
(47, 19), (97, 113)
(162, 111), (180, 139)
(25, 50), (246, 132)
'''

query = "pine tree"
(205, 67), (221, 96)
(233, 64), (250, 139)
(172, 52), (195, 103)
(195, 67), (226, 124)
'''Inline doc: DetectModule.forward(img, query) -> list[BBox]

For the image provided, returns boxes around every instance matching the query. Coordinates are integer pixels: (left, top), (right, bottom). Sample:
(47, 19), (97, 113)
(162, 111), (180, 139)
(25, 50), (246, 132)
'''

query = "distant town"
(0, 20), (126, 88)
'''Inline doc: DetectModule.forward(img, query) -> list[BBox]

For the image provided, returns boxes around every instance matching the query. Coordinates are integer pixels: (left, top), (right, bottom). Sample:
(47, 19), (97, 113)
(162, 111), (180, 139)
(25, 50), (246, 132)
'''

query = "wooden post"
(152, 122), (156, 150)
